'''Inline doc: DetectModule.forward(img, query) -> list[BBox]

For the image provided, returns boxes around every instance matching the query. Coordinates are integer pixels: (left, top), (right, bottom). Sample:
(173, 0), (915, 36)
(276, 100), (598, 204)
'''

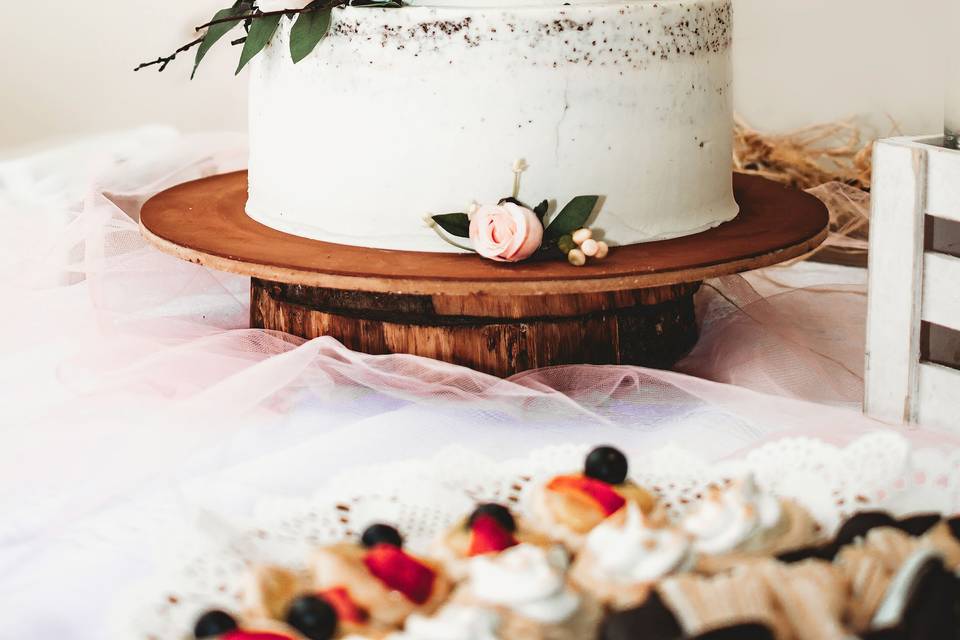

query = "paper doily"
(112, 432), (960, 639)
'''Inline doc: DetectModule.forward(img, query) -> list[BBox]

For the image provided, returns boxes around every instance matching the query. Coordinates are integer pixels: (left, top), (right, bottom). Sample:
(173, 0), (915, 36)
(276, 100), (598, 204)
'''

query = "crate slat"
(916, 362), (960, 428)
(927, 144), (960, 223)
(864, 140), (927, 424)
(922, 252), (960, 332)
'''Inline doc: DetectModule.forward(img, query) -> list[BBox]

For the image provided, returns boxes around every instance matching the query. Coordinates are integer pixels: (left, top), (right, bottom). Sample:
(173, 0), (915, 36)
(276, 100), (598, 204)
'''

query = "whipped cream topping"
(388, 605), (501, 640)
(468, 544), (579, 623)
(681, 475), (783, 555)
(585, 503), (693, 583)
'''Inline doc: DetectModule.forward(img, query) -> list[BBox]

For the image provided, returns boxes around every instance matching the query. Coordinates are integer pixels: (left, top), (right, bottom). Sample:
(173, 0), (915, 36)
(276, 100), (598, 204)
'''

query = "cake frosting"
(681, 476), (783, 555)
(585, 503), (693, 583)
(467, 543), (580, 623)
(388, 605), (501, 639)
(247, 0), (737, 252)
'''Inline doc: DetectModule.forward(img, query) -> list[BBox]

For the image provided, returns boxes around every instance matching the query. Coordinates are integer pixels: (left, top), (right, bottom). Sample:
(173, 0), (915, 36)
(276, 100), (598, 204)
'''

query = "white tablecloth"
(1, 128), (955, 639)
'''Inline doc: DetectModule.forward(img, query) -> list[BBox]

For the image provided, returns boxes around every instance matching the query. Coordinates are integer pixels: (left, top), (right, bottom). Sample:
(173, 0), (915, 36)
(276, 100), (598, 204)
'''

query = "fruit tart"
(569, 502), (695, 611)
(680, 475), (819, 573)
(311, 524), (452, 630)
(531, 446), (656, 550)
(189, 558), (403, 640)
(435, 503), (556, 580)
(449, 542), (602, 640)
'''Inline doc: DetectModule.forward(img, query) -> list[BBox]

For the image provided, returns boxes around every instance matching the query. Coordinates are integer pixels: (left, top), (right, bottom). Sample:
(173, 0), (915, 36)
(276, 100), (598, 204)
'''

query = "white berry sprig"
(557, 227), (609, 266)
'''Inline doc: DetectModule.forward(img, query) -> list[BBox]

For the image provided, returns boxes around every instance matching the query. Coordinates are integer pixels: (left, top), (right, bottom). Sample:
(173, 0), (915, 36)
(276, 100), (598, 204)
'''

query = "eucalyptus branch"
(134, 37), (204, 72)
(136, 0), (400, 75)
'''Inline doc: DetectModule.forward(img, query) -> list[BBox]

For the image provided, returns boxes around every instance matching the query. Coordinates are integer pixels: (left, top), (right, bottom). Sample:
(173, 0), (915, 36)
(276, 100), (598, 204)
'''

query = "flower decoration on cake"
(427, 160), (610, 265)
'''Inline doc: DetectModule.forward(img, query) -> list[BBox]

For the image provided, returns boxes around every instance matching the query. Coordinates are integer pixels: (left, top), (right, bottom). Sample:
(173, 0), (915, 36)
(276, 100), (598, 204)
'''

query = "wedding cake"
(246, 0), (738, 252)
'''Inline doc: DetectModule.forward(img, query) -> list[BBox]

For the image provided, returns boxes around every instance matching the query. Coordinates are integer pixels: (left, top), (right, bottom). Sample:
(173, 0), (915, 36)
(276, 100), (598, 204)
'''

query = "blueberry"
(286, 594), (338, 640)
(468, 503), (517, 533)
(584, 445), (628, 485)
(361, 523), (404, 549)
(193, 610), (238, 638)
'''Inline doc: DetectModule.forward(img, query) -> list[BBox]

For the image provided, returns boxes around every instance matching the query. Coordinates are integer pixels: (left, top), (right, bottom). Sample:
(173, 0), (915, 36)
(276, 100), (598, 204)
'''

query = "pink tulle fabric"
(0, 127), (957, 639)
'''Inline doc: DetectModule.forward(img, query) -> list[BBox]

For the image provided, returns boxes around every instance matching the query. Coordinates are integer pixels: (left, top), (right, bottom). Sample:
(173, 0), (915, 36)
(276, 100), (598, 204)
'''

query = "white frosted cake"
(247, 0), (737, 252)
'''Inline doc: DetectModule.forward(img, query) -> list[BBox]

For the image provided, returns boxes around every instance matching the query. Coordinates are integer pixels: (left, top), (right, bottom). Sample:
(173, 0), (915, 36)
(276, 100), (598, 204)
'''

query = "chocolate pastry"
(834, 511), (899, 547)
(894, 513), (942, 537)
(600, 592), (683, 640)
(865, 549), (960, 640)
(691, 623), (776, 640)
(775, 542), (838, 564)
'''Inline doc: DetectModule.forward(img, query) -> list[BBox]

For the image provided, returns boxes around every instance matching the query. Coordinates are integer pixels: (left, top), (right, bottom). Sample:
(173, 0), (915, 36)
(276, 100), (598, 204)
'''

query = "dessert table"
(1, 127), (958, 640)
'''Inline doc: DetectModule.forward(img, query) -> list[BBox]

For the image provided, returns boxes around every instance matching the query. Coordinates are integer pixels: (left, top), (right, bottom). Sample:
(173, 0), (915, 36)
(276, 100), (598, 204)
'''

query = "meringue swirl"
(681, 475), (782, 555)
(585, 503), (693, 583)
(388, 605), (501, 640)
(468, 543), (579, 623)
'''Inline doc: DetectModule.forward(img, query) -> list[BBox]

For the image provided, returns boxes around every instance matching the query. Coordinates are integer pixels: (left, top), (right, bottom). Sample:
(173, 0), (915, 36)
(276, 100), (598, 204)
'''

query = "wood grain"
(864, 140), (928, 424)
(140, 172), (829, 295)
(250, 279), (701, 375)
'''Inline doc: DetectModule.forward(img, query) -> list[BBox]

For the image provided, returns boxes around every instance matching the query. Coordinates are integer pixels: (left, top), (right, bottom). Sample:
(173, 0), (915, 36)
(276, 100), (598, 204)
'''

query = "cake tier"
(247, 0), (737, 252)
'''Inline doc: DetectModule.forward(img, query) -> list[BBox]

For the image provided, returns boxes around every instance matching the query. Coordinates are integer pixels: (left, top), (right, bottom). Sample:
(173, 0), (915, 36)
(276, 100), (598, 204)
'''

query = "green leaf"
(193, 5), (247, 79)
(431, 213), (471, 238)
(533, 199), (549, 220)
(544, 195), (599, 241)
(236, 14), (282, 74)
(350, 0), (404, 6)
(290, 7), (333, 64)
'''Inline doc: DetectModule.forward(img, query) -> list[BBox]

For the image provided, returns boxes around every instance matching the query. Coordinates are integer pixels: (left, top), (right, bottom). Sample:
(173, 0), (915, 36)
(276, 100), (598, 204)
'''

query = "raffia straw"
(734, 116), (874, 191)
(733, 116), (886, 265)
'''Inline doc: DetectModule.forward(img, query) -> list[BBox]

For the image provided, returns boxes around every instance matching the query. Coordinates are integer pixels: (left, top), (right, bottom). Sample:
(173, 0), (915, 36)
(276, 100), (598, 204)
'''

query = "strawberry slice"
(223, 631), (294, 640)
(547, 474), (626, 516)
(319, 586), (368, 625)
(468, 513), (519, 556)
(363, 543), (437, 604)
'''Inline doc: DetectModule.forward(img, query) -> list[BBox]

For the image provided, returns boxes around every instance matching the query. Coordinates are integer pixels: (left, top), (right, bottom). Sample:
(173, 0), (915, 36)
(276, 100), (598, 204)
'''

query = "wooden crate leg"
(864, 141), (927, 424)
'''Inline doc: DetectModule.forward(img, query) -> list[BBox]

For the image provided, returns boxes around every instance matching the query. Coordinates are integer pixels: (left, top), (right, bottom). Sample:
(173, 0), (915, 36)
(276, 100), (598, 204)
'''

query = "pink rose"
(469, 202), (544, 262)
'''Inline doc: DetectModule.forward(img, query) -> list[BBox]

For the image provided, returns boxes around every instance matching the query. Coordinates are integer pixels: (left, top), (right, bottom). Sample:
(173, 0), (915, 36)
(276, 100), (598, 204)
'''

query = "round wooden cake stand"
(140, 172), (828, 377)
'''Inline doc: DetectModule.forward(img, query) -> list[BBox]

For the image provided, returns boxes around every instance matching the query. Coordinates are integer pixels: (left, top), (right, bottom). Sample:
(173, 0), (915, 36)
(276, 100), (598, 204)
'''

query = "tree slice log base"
(250, 279), (701, 375)
(140, 171), (829, 376)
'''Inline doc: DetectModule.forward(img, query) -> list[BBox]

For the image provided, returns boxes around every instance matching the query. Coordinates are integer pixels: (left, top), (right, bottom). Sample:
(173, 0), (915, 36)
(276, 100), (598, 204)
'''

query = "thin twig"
(134, 37), (204, 72)
(195, 6), (321, 32)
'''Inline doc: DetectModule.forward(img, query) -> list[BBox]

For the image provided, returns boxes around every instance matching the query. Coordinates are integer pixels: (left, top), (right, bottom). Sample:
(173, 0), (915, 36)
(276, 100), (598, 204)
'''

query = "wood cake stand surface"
(141, 172), (828, 376)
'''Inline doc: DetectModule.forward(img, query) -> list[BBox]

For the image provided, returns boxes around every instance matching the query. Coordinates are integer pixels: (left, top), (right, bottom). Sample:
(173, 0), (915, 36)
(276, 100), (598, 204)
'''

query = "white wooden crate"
(865, 136), (960, 430)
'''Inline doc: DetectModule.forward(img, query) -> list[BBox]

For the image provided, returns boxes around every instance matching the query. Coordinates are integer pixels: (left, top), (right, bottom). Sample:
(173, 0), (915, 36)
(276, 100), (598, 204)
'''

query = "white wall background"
(0, 0), (951, 153)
